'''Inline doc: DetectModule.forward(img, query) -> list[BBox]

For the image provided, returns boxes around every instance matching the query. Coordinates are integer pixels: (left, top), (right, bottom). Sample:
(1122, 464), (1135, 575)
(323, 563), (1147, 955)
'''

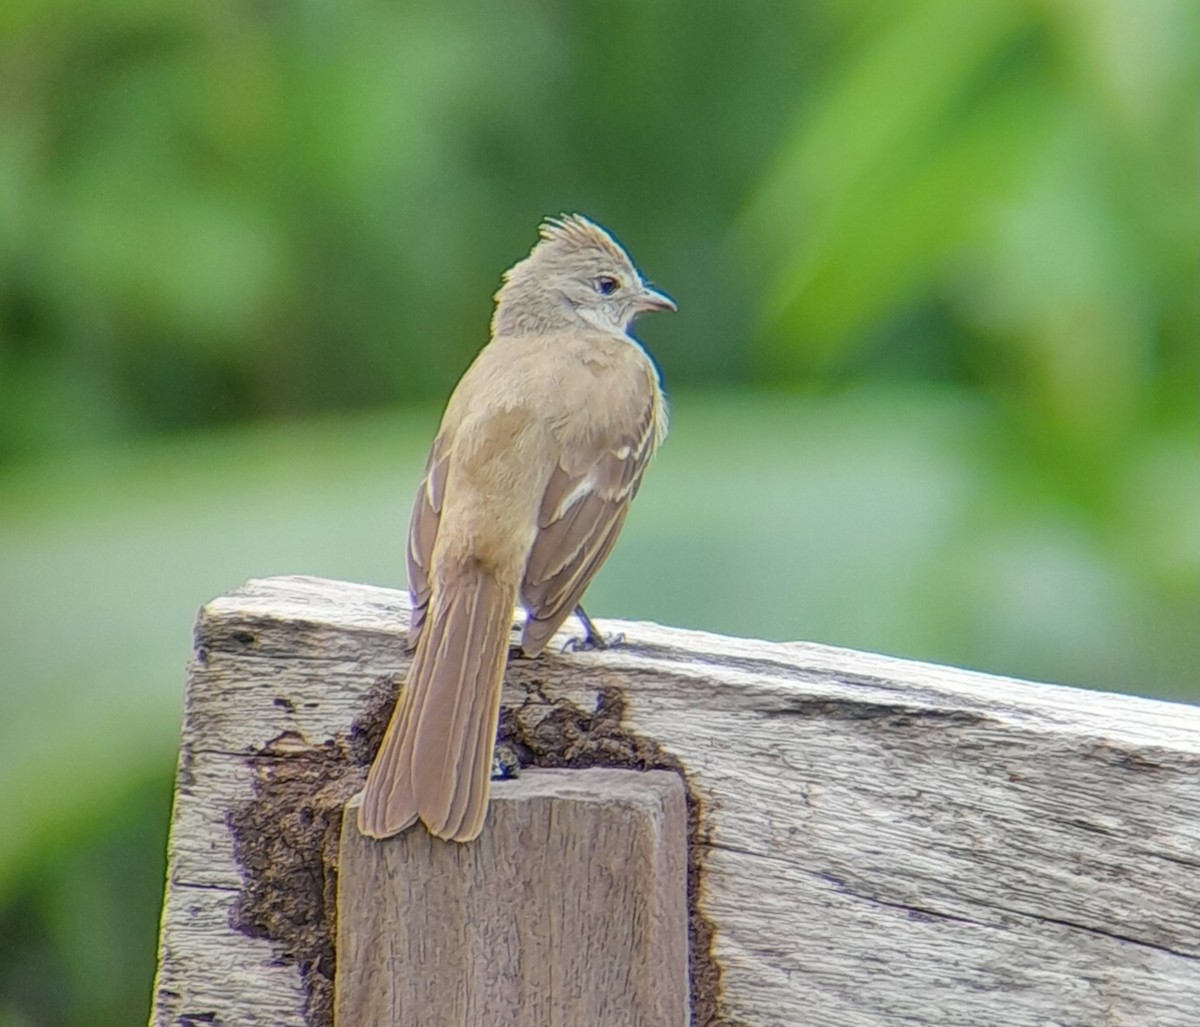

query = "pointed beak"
(633, 286), (677, 314)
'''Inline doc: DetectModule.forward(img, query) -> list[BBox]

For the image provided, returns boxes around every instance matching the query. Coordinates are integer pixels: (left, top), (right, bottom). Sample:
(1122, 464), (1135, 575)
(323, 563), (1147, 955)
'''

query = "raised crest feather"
(537, 213), (630, 263)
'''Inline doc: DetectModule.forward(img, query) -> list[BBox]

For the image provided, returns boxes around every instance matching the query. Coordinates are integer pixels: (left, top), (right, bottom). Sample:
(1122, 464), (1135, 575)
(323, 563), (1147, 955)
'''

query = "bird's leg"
(564, 604), (625, 652)
(573, 604), (607, 647)
(490, 741), (521, 780)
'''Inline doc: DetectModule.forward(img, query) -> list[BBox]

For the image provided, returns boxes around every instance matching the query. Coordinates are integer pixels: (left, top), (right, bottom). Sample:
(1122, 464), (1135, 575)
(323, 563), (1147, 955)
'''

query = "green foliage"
(0, 1), (1196, 1024)
(0, 774), (169, 1027)
(0, 0), (815, 457)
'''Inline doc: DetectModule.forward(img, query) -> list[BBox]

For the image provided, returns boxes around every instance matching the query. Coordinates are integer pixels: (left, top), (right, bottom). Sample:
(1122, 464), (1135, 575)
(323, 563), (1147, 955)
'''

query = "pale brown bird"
(358, 214), (675, 842)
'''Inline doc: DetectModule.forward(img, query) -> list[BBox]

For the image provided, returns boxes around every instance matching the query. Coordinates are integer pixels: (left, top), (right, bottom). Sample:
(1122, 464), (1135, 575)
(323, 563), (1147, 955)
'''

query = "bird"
(357, 214), (675, 842)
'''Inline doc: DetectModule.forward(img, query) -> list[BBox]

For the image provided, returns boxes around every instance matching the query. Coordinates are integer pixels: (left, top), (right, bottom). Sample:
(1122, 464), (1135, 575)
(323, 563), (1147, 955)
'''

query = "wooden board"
(149, 575), (1200, 1027)
(335, 772), (688, 1026)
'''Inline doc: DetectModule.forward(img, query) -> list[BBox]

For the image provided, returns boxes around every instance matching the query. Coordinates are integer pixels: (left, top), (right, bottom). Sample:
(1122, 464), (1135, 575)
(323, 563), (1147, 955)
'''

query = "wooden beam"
(335, 771), (687, 1027)
(149, 575), (1200, 1027)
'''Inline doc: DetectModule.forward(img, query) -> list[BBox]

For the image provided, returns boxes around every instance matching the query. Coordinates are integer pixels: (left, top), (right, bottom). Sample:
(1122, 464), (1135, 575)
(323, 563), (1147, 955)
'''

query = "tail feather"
(358, 564), (514, 842)
(357, 672), (420, 838)
(412, 567), (513, 840)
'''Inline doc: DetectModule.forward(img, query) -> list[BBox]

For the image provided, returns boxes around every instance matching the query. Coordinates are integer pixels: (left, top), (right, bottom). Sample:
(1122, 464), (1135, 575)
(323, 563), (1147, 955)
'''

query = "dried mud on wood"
(226, 734), (362, 1027)
(226, 671), (735, 1027)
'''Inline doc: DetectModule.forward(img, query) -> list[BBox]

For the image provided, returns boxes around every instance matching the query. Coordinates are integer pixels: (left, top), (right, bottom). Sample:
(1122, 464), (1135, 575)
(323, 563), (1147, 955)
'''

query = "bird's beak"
(633, 286), (677, 313)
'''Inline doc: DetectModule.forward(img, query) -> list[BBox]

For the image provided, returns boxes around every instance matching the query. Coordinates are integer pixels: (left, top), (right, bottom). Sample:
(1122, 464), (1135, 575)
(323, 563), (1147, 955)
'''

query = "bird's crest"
(537, 213), (632, 266)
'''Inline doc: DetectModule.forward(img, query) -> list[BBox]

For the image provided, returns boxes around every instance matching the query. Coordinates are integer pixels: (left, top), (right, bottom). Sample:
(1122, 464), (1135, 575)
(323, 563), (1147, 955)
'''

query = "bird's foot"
(563, 604), (624, 652)
(564, 630), (625, 653)
(491, 743), (521, 781)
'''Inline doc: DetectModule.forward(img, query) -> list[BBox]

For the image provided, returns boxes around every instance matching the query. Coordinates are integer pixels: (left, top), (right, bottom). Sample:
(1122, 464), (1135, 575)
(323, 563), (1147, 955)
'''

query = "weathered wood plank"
(152, 884), (306, 1027)
(150, 575), (1200, 1027)
(335, 772), (688, 1027)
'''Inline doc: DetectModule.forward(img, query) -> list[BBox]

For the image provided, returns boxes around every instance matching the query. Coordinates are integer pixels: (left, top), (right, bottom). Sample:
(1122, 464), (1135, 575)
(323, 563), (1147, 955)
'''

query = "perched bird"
(358, 214), (675, 842)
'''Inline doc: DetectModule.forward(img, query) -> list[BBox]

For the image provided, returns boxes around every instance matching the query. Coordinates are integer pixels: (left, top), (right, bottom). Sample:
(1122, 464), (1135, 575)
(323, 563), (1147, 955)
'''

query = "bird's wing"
(405, 434), (448, 647)
(519, 398), (658, 655)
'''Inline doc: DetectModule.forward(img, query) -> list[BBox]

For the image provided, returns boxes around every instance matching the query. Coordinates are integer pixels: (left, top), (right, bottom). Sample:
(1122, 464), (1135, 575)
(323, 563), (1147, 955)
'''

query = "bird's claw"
(491, 743), (521, 780)
(563, 630), (625, 653)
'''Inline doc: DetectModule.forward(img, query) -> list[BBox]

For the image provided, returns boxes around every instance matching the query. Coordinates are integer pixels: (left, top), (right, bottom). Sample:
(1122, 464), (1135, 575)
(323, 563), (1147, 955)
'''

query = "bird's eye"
(595, 275), (620, 296)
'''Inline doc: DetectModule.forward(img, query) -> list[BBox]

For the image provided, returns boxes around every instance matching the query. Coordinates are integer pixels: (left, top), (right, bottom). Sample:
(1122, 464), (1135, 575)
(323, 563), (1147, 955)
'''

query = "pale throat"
(576, 304), (631, 335)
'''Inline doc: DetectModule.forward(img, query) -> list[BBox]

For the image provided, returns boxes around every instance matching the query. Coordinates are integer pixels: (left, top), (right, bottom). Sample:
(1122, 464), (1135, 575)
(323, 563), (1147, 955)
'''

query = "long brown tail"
(357, 564), (514, 842)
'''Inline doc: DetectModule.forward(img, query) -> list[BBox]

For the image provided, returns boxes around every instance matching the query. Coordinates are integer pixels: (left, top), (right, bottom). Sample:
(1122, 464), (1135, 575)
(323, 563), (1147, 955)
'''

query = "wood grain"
(335, 771), (688, 1027)
(150, 575), (1200, 1027)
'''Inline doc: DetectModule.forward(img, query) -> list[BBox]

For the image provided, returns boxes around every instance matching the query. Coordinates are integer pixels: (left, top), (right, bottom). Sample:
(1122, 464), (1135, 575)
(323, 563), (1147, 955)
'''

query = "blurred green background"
(1, 0), (1196, 1023)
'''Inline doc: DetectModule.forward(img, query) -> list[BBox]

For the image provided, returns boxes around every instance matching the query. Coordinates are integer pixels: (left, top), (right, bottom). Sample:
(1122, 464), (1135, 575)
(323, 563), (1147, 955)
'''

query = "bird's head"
(493, 214), (675, 336)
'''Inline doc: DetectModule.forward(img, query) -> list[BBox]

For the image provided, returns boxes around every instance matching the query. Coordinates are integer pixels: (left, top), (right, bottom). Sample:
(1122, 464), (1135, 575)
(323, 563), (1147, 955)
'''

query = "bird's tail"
(358, 563), (515, 842)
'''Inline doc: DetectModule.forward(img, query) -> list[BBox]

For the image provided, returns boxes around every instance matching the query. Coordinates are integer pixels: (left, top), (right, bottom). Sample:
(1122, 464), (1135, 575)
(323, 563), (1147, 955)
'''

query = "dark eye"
(595, 275), (619, 296)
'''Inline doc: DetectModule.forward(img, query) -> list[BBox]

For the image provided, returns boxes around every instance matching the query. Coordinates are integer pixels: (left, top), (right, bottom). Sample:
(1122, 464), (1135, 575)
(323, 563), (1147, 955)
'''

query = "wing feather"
(520, 399), (658, 654)
(405, 435), (448, 647)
